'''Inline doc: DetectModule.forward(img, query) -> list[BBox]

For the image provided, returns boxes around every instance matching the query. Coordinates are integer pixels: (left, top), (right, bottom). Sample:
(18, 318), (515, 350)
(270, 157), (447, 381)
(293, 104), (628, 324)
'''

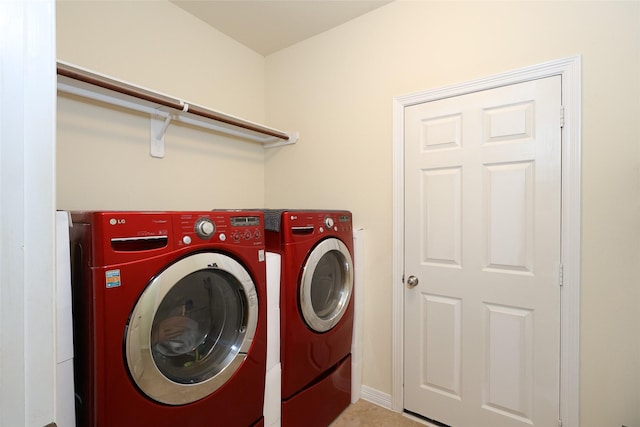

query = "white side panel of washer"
(56, 211), (76, 427)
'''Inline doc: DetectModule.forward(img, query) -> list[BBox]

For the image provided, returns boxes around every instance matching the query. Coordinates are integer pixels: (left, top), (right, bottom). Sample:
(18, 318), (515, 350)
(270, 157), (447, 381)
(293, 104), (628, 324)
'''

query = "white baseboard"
(359, 385), (394, 411)
(358, 386), (437, 426)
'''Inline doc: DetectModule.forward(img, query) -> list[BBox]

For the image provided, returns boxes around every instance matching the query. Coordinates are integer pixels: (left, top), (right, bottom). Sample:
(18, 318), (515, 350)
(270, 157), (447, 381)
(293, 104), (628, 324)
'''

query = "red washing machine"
(264, 210), (354, 427)
(69, 211), (267, 427)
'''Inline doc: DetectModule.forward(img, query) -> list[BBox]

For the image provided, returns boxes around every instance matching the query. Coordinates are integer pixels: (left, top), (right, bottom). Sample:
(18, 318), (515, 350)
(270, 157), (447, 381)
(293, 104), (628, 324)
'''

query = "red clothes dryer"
(264, 210), (354, 427)
(69, 211), (267, 427)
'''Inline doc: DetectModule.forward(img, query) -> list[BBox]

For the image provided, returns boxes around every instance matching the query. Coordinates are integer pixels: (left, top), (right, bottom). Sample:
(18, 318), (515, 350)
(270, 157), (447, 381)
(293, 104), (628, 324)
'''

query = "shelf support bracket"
(150, 113), (173, 158)
(264, 131), (299, 149)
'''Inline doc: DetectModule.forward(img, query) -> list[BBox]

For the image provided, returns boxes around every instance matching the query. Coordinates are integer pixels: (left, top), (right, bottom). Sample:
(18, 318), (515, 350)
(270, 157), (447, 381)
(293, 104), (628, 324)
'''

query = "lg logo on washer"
(109, 218), (126, 225)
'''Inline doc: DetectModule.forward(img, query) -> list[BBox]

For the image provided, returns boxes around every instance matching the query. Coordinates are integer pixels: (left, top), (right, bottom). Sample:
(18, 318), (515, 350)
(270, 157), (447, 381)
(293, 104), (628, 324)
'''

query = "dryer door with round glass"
(125, 252), (258, 405)
(299, 238), (353, 333)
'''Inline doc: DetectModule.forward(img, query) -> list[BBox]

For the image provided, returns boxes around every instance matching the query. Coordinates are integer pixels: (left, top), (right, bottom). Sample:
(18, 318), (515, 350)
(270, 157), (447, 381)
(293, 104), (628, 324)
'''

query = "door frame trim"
(391, 56), (581, 426)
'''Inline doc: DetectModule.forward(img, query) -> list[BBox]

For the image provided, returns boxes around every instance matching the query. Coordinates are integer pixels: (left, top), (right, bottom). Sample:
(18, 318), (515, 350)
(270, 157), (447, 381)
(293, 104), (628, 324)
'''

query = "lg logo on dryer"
(109, 218), (126, 225)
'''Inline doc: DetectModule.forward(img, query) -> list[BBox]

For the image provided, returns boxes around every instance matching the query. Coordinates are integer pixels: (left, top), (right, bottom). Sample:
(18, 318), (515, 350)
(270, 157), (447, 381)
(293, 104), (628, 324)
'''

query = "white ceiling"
(170, 1), (392, 56)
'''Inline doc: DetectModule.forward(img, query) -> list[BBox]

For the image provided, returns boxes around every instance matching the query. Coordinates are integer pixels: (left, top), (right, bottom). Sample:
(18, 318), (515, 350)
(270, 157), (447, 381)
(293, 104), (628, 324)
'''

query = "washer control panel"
(81, 211), (265, 265)
(176, 212), (264, 247)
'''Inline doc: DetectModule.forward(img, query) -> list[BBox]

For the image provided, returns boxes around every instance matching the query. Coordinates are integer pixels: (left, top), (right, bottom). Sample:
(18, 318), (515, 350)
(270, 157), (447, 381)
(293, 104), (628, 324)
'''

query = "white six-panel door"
(403, 76), (562, 427)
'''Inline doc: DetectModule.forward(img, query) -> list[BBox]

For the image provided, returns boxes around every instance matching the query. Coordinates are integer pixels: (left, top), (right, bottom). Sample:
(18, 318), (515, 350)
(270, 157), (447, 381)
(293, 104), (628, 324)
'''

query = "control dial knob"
(195, 218), (215, 239)
(324, 217), (335, 229)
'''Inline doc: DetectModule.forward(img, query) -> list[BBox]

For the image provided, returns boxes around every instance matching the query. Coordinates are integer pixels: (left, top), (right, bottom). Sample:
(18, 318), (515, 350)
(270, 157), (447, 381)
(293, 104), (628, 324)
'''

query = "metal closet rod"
(56, 62), (290, 141)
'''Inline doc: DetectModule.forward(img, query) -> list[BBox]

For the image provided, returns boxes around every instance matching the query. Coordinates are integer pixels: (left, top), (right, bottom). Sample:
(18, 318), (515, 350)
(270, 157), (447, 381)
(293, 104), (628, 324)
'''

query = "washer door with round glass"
(299, 238), (353, 333)
(125, 252), (258, 405)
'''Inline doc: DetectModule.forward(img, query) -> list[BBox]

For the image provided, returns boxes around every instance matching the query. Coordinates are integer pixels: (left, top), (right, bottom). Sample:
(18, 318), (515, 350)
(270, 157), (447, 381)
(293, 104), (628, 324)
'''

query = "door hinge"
(402, 274), (405, 284)
(559, 264), (564, 287)
(558, 419), (563, 427)
(560, 106), (565, 128)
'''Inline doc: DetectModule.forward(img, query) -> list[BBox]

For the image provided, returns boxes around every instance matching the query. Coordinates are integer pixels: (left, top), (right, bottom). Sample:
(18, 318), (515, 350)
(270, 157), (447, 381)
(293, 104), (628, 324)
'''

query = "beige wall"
(56, 0), (267, 210)
(264, 1), (639, 426)
(57, 1), (640, 426)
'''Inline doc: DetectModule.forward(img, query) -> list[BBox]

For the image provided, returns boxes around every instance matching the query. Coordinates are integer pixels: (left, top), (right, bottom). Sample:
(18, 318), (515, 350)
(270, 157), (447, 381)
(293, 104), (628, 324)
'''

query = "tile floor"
(330, 399), (424, 427)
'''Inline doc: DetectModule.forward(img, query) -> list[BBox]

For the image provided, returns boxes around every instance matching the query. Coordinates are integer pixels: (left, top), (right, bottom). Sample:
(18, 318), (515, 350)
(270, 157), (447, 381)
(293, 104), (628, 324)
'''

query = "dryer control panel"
(265, 210), (352, 245)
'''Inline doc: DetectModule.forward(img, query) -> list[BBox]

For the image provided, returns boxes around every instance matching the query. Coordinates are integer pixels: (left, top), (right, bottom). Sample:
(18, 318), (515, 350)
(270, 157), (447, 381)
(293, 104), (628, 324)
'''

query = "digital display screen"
(231, 216), (261, 227)
(339, 215), (350, 222)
